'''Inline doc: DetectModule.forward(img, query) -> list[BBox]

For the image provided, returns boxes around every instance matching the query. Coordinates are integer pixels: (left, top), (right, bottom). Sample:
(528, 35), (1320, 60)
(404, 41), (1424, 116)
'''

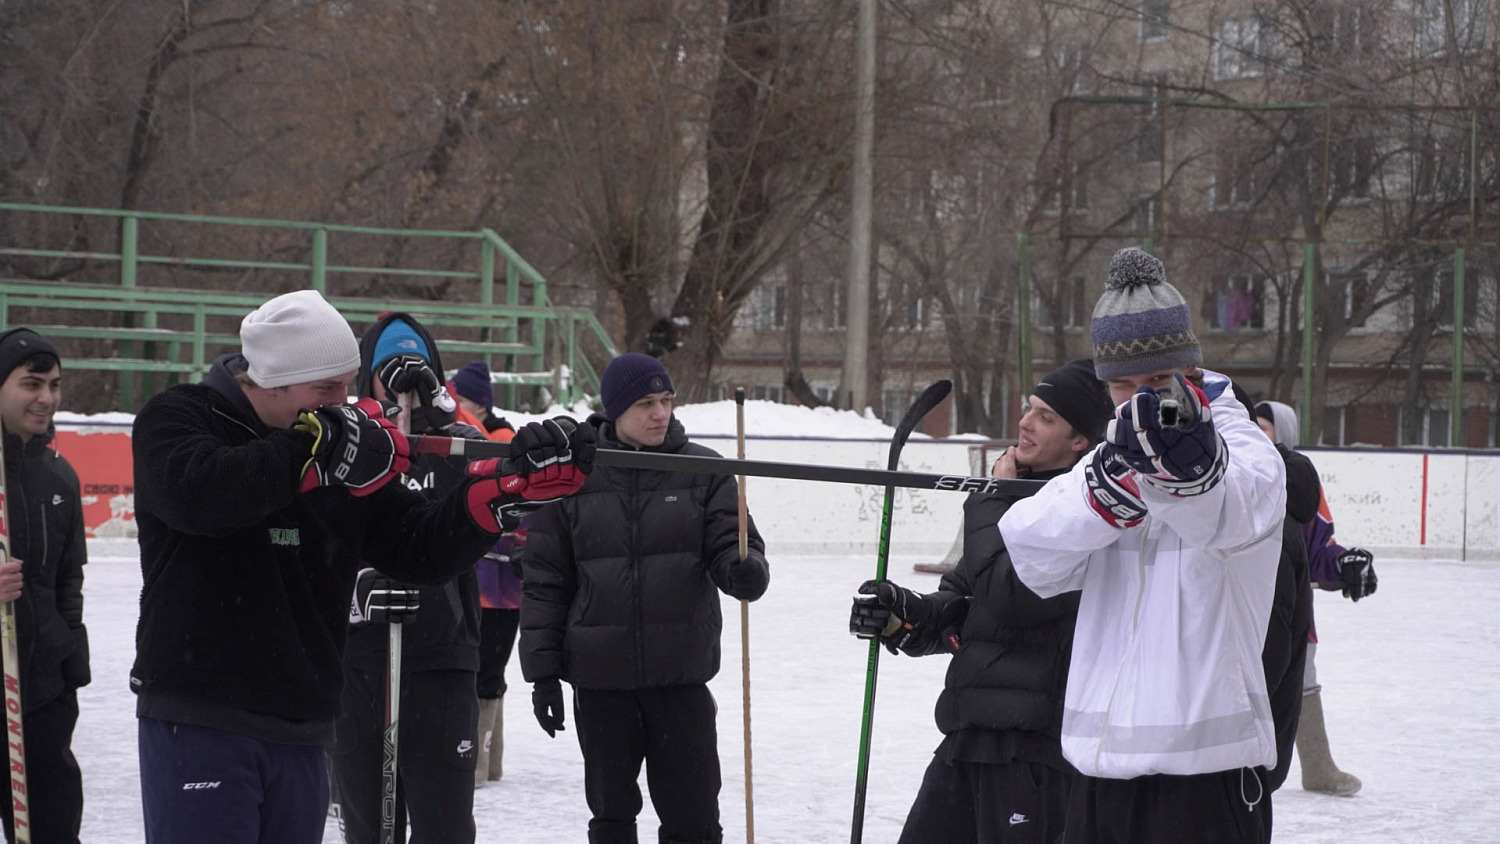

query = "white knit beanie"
(240, 290), (361, 388)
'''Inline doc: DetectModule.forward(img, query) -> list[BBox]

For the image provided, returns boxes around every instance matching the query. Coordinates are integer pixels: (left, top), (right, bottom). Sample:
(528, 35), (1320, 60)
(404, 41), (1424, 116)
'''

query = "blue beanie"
(1090, 247), (1202, 380)
(370, 319), (431, 371)
(450, 361), (494, 409)
(600, 353), (674, 420)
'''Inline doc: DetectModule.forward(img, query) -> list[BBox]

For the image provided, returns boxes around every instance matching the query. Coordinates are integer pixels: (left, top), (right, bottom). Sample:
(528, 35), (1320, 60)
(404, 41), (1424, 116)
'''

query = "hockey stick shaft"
(380, 623), (402, 844)
(850, 380), (952, 844)
(735, 389), (755, 844)
(408, 436), (1043, 498)
(0, 430), (29, 843)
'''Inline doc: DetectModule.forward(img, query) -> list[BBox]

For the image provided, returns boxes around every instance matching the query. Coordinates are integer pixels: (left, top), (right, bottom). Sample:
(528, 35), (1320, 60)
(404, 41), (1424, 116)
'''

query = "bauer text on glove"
(296, 398), (411, 496)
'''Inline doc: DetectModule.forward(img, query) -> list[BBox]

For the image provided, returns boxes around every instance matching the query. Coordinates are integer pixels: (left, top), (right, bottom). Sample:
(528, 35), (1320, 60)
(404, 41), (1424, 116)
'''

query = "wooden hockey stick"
(0, 426), (30, 843)
(735, 388), (755, 844)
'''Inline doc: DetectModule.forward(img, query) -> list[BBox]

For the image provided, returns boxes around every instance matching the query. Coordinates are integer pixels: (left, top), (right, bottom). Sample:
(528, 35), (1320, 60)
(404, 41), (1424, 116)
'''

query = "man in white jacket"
(999, 248), (1286, 843)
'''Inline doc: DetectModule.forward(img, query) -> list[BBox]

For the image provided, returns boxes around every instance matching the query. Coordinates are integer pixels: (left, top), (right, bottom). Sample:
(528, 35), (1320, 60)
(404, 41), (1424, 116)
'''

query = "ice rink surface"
(74, 539), (1499, 843)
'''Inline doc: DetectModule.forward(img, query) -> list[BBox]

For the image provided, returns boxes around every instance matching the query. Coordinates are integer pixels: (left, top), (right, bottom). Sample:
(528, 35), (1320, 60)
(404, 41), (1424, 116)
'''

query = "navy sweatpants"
(897, 755), (1071, 844)
(1062, 767), (1270, 844)
(138, 718), (328, 844)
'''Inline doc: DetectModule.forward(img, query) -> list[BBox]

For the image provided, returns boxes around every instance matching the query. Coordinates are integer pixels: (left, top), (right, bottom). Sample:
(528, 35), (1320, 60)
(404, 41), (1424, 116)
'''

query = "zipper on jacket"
(630, 466), (646, 688)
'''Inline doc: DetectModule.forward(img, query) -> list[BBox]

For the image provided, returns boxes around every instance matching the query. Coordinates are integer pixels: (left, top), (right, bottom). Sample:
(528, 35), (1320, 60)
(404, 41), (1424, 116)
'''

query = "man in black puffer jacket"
(519, 353), (770, 844)
(0, 329), (89, 844)
(849, 359), (1112, 844)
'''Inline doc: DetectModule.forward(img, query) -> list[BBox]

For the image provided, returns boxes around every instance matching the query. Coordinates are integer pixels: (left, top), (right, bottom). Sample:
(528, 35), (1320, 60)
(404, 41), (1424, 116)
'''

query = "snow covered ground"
(74, 538), (1500, 843)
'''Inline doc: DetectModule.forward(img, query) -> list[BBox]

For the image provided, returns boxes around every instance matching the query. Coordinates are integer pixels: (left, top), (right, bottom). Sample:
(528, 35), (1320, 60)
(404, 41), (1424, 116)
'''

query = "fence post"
(1301, 242), (1316, 445)
(311, 228), (328, 294)
(119, 215), (140, 412)
(1453, 247), (1467, 447)
(1016, 233), (1032, 399)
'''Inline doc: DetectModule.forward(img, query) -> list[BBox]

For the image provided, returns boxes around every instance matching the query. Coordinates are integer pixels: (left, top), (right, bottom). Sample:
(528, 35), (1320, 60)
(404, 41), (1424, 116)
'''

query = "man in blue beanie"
(999, 248), (1287, 842)
(519, 352), (771, 844)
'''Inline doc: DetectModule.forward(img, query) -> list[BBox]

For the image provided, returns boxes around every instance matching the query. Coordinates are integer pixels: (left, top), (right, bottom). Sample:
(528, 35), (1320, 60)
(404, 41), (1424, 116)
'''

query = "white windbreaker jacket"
(999, 369), (1286, 779)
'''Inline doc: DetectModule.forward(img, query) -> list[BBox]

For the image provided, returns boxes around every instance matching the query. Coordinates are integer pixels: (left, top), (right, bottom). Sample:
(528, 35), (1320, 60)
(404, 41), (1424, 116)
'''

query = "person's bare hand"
(0, 559), (22, 603)
(991, 447), (1020, 480)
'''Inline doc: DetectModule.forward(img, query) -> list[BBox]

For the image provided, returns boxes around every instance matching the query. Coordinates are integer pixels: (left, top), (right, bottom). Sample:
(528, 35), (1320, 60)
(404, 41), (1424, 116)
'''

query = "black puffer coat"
(903, 467), (1078, 767)
(519, 415), (769, 690)
(4, 428), (89, 714)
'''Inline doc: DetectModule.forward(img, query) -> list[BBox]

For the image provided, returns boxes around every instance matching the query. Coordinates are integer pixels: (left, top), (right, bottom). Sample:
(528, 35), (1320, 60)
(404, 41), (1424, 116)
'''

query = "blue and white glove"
(1084, 447), (1148, 528)
(1107, 372), (1226, 496)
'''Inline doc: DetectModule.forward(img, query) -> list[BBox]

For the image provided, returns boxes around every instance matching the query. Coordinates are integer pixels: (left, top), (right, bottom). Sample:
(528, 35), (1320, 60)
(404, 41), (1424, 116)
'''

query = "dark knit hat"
(1033, 359), (1112, 445)
(600, 353), (674, 421)
(1090, 247), (1202, 380)
(450, 361), (494, 409)
(0, 328), (59, 384)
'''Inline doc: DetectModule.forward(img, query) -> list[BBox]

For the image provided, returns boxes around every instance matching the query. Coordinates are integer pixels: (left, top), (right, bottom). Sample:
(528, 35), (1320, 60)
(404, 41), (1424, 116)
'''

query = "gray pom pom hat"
(1090, 247), (1202, 380)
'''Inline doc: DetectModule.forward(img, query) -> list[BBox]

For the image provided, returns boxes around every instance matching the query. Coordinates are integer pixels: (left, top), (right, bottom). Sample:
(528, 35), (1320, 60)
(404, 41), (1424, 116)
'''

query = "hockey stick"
(408, 436), (1043, 498)
(0, 429), (29, 843)
(735, 388), (756, 844)
(380, 394), (411, 844)
(850, 380), (951, 844)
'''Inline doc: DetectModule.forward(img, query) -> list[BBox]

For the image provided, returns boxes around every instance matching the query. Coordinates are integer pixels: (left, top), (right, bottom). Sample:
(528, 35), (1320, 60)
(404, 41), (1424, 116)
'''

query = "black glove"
(532, 678), (566, 737)
(463, 419), (597, 533)
(1337, 548), (1377, 602)
(296, 398), (411, 496)
(1084, 447), (1148, 528)
(376, 354), (456, 433)
(850, 579), (933, 654)
(349, 567), (421, 625)
(1107, 372), (1227, 496)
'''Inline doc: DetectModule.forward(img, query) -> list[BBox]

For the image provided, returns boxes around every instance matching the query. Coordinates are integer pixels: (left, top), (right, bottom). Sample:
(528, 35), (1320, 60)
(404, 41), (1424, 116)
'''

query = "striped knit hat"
(1090, 247), (1202, 380)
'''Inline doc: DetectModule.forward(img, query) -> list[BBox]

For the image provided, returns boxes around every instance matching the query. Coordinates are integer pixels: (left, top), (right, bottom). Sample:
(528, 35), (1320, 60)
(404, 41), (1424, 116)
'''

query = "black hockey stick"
(850, 380), (951, 844)
(408, 435), (1044, 498)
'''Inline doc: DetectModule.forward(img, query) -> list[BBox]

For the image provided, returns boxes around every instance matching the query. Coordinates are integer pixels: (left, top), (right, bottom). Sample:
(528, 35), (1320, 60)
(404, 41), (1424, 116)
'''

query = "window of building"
(1131, 194), (1160, 236)
(1327, 269), (1371, 329)
(1034, 276), (1088, 329)
(827, 284), (848, 330)
(882, 387), (920, 426)
(1329, 136), (1377, 200)
(1136, 76), (1166, 164)
(1211, 151), (1257, 209)
(1418, 0), (1487, 55)
(751, 384), (784, 403)
(1140, 0), (1170, 41)
(1423, 262), (1480, 331)
(1401, 406), (1453, 447)
(1214, 15), (1273, 79)
(1203, 274), (1265, 330)
(754, 284), (787, 330)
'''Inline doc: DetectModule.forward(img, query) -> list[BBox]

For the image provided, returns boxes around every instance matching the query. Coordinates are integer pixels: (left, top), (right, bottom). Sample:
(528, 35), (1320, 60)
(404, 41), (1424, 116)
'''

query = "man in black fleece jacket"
(849, 359), (1112, 844)
(130, 290), (593, 844)
(519, 352), (769, 844)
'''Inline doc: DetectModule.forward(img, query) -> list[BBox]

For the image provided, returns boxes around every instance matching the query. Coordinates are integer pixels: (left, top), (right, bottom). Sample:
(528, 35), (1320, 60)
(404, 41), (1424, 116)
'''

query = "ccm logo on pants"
(182, 782), (222, 790)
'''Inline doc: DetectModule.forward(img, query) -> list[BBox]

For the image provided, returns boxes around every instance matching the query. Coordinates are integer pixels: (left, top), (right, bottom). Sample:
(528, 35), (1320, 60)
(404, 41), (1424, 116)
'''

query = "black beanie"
(0, 328), (59, 385)
(1032, 358), (1112, 445)
(600, 353), (674, 420)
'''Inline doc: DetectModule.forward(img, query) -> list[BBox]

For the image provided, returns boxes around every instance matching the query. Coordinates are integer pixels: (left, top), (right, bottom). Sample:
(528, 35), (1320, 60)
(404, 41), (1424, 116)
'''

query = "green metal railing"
(0, 203), (617, 410)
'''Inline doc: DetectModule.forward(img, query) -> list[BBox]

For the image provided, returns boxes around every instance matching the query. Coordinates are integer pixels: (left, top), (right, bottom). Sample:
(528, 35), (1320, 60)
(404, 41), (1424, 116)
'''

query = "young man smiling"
(519, 352), (770, 844)
(1000, 248), (1287, 843)
(850, 358), (1112, 844)
(0, 328), (89, 844)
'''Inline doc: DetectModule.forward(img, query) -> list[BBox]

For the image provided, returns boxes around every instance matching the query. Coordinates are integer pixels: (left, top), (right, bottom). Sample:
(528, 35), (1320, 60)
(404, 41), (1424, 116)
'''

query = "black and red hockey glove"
(463, 418), (596, 532)
(296, 398), (411, 496)
(375, 353), (456, 433)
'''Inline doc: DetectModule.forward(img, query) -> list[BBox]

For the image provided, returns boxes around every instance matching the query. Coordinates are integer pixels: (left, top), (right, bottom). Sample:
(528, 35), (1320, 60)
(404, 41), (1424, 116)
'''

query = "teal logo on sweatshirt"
(268, 528), (301, 547)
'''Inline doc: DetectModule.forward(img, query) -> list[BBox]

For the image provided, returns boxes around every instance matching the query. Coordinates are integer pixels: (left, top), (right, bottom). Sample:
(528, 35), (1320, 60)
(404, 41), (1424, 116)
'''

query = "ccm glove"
(1337, 547), (1378, 602)
(349, 567), (421, 625)
(850, 579), (933, 654)
(296, 398), (411, 496)
(532, 678), (566, 737)
(464, 418), (597, 533)
(1084, 446), (1148, 528)
(1107, 372), (1227, 496)
(376, 353), (456, 433)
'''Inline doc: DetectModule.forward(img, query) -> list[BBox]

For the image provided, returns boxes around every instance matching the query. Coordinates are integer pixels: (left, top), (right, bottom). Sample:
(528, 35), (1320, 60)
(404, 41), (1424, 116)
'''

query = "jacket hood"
(355, 313), (445, 399)
(202, 353), (271, 434)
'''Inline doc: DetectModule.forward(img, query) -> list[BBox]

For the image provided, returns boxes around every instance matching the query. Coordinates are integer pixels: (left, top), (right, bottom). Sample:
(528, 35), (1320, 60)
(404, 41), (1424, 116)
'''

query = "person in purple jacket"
(474, 527), (525, 786)
(1255, 401), (1377, 797)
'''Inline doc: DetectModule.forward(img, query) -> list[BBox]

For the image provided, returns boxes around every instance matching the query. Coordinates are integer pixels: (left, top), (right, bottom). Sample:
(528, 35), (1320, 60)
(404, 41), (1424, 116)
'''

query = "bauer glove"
(463, 418), (597, 532)
(296, 398), (411, 496)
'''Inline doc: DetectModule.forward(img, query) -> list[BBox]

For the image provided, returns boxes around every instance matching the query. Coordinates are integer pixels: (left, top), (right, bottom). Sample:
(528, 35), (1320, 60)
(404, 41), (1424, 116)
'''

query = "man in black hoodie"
(0, 328), (89, 844)
(849, 359), (1112, 844)
(519, 352), (770, 844)
(327, 312), (493, 843)
(131, 290), (594, 844)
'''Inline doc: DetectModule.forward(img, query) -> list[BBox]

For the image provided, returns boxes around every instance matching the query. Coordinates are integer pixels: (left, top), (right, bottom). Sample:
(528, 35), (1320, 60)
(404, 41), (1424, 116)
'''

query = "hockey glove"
(463, 418), (597, 533)
(1106, 372), (1227, 496)
(376, 353), (456, 433)
(349, 567), (421, 625)
(1337, 547), (1378, 602)
(296, 398), (411, 496)
(1084, 446), (1148, 528)
(532, 678), (566, 738)
(850, 579), (933, 655)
